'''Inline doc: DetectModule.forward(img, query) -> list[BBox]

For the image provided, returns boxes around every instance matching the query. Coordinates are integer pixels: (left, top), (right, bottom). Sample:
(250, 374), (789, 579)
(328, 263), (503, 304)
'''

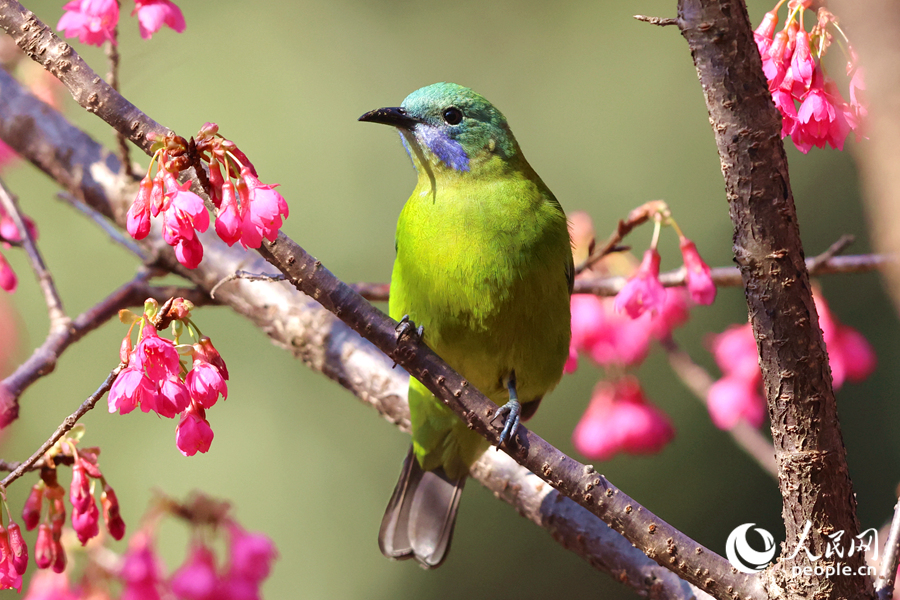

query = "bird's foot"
(492, 371), (520, 448)
(395, 315), (424, 343)
(392, 315), (424, 368)
(490, 399), (521, 448)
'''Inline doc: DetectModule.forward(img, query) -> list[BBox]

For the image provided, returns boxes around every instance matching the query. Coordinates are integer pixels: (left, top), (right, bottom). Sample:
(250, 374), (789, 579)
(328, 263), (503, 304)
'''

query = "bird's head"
(359, 82), (521, 176)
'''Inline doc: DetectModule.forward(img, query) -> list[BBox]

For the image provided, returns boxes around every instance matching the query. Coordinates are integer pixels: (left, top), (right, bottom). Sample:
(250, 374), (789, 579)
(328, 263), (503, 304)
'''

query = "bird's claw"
(491, 399), (521, 448)
(394, 315), (423, 343)
(392, 315), (424, 368)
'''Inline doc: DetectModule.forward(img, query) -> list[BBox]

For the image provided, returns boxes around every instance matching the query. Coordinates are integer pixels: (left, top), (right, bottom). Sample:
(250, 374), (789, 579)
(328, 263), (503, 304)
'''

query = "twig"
(807, 234), (856, 272)
(0, 364), (124, 489)
(634, 15), (679, 26)
(210, 270), (286, 299)
(0, 176), (69, 331)
(876, 499), (900, 600)
(660, 337), (778, 478)
(104, 22), (133, 178)
(577, 200), (668, 274)
(57, 192), (149, 261)
(354, 252), (893, 302)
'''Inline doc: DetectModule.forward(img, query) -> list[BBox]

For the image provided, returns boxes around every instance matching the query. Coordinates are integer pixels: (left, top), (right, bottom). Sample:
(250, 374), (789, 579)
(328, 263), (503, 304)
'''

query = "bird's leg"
(491, 370), (521, 448)
(392, 315), (424, 368)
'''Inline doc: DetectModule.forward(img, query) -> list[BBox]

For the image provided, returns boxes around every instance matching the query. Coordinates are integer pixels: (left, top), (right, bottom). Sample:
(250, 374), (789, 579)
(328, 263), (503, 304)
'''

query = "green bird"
(359, 82), (572, 568)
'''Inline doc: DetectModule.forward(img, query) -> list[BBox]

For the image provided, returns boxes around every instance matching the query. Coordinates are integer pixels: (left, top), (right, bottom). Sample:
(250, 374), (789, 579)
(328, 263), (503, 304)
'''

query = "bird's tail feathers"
(378, 446), (465, 569)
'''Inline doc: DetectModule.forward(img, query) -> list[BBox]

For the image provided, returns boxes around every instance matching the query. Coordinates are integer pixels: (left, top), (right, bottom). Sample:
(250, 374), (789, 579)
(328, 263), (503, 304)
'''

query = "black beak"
(358, 106), (421, 128)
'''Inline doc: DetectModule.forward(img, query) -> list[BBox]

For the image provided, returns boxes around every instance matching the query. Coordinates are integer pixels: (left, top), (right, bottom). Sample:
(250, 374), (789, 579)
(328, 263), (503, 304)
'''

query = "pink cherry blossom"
(22, 483), (43, 530)
(176, 404), (214, 456)
(572, 378), (674, 460)
(763, 30), (791, 90)
(614, 248), (666, 318)
(0, 550), (22, 592)
(109, 364), (158, 414)
(101, 485), (126, 541)
(69, 461), (92, 512)
(679, 238), (716, 305)
(214, 180), (243, 246)
(135, 326), (180, 381)
(21, 570), (79, 600)
(227, 523), (278, 583)
(162, 182), (210, 269)
(35, 523), (53, 569)
(793, 67), (852, 152)
(171, 543), (218, 600)
(72, 498), (100, 545)
(789, 28), (815, 99)
(120, 532), (165, 600)
(0, 252), (17, 292)
(154, 374), (191, 418)
(709, 323), (760, 384)
(194, 336), (229, 380)
(707, 375), (766, 430)
(133, 0), (186, 40)
(238, 166), (289, 248)
(815, 293), (876, 389)
(771, 84), (798, 137)
(57, 0), (119, 47)
(7, 522), (27, 576)
(127, 175), (154, 240)
(186, 360), (228, 408)
(754, 10), (778, 55)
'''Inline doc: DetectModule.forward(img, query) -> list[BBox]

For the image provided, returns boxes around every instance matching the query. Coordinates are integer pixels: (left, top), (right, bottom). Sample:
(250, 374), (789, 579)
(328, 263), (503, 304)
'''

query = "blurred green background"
(0, 0), (895, 598)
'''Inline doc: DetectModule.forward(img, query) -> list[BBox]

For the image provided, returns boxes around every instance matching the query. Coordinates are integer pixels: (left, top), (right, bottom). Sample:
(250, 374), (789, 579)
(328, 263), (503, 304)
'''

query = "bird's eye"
(442, 107), (463, 125)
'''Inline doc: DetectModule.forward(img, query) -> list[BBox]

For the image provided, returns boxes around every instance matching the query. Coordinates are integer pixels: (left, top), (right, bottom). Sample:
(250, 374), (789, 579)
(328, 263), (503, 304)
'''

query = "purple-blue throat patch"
(417, 126), (470, 172)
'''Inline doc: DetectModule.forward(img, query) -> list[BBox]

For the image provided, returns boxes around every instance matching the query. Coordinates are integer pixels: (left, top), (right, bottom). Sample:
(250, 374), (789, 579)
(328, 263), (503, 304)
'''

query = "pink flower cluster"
(0, 519), (27, 592)
(57, 0), (185, 47)
(566, 210), (718, 460)
(23, 494), (278, 600)
(1, 441), (125, 591)
(109, 306), (228, 457)
(127, 125), (289, 269)
(754, 2), (865, 153)
(168, 525), (278, 600)
(573, 377), (674, 461)
(707, 291), (876, 430)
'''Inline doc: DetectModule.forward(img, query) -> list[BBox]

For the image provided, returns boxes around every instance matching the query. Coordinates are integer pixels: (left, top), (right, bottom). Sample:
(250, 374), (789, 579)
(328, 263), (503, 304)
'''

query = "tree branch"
(677, 1), (870, 599)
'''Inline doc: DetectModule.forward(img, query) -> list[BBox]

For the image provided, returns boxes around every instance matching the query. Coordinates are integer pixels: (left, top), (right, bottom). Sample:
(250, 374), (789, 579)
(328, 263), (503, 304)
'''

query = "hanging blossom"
(565, 208), (716, 460)
(754, 0), (865, 153)
(108, 297), (229, 457)
(572, 377), (674, 461)
(57, 0), (184, 47)
(706, 289), (876, 430)
(126, 125), (289, 269)
(20, 493), (278, 600)
(2, 426), (125, 592)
